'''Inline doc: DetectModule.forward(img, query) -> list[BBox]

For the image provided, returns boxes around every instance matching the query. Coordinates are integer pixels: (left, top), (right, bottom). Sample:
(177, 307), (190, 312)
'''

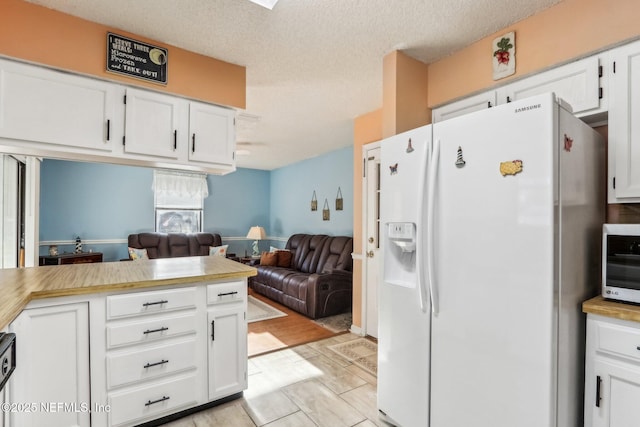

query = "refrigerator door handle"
(417, 138), (430, 313)
(426, 138), (440, 315)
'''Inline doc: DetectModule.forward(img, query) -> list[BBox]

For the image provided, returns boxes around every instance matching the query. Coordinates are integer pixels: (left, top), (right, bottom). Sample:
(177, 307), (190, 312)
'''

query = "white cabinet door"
(124, 88), (186, 160)
(9, 302), (90, 427)
(207, 305), (246, 401)
(0, 59), (115, 151)
(501, 56), (603, 117)
(591, 358), (640, 427)
(432, 90), (497, 123)
(188, 101), (235, 167)
(608, 40), (640, 203)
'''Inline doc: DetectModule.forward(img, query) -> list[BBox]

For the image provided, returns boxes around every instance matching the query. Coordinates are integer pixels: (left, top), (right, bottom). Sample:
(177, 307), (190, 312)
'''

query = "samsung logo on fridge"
(514, 104), (542, 113)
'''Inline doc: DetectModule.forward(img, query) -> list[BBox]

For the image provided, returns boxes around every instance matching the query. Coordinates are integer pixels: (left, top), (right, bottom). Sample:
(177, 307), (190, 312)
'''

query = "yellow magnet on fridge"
(499, 160), (523, 176)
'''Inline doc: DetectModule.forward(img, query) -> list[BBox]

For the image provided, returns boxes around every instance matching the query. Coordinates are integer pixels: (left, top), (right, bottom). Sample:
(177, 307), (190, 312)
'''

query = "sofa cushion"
(128, 247), (149, 260)
(167, 233), (190, 257)
(129, 233), (169, 259)
(209, 245), (229, 257)
(293, 235), (328, 273)
(260, 251), (278, 266)
(190, 233), (223, 256)
(317, 236), (353, 273)
(276, 250), (293, 268)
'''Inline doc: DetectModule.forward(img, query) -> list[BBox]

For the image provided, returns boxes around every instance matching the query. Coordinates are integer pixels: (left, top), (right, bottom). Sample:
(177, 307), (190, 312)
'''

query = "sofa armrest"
(305, 270), (353, 319)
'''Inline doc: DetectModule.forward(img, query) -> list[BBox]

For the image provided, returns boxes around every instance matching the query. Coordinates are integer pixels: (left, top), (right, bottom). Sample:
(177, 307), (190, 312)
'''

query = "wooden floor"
(247, 289), (339, 357)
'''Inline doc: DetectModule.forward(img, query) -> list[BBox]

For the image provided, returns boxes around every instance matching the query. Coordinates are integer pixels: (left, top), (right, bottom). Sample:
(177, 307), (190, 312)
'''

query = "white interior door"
(363, 145), (380, 338)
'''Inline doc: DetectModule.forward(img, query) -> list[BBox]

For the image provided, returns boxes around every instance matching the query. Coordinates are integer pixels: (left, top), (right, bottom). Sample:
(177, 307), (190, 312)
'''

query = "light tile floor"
(164, 333), (384, 427)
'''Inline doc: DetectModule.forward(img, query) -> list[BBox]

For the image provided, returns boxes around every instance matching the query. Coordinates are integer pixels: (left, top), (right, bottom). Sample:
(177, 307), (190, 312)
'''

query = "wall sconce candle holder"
(323, 198), (330, 221)
(311, 190), (318, 211)
(335, 187), (343, 211)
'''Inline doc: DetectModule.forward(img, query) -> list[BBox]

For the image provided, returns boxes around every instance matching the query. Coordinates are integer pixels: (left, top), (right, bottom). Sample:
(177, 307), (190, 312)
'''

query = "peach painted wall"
(352, 109), (383, 328)
(428, 0), (640, 107)
(0, 0), (245, 108)
(383, 51), (430, 138)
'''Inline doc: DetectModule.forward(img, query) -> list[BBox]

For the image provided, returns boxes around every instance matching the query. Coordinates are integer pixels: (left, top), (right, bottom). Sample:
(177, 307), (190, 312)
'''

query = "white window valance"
(152, 170), (209, 199)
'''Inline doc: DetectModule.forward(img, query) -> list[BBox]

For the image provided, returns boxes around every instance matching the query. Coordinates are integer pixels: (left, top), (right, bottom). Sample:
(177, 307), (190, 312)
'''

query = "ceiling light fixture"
(248, 0), (279, 10)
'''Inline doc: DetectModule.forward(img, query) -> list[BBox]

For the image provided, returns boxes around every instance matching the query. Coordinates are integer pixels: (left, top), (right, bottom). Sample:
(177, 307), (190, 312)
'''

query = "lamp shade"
(246, 226), (266, 240)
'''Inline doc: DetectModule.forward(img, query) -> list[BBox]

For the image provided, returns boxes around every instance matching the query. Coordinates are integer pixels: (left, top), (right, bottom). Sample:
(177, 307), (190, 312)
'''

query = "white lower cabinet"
(108, 373), (199, 427)
(206, 281), (247, 401)
(8, 302), (90, 427)
(585, 315), (640, 427)
(207, 306), (247, 400)
(6, 281), (248, 427)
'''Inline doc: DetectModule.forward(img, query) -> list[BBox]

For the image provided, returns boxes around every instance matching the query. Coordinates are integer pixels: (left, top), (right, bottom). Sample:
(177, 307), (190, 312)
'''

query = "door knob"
(367, 250), (375, 258)
(368, 237), (374, 243)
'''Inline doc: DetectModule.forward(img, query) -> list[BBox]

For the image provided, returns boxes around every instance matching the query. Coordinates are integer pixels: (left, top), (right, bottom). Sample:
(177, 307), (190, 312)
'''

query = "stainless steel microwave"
(603, 224), (640, 304)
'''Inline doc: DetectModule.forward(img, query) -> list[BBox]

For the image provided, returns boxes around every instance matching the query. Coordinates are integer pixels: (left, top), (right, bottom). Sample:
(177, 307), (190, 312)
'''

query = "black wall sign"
(107, 33), (168, 85)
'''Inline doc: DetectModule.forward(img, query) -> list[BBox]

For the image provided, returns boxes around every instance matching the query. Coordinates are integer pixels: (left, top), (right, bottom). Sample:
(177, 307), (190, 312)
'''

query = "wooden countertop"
(583, 296), (640, 323)
(0, 256), (256, 330)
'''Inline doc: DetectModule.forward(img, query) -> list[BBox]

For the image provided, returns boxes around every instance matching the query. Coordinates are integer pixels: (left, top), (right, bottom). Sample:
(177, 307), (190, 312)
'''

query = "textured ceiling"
(26, 0), (561, 170)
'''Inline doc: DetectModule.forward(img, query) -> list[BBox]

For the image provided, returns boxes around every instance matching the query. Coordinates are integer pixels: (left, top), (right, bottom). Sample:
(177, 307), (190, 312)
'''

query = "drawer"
(596, 321), (640, 362)
(206, 281), (246, 305)
(107, 312), (197, 349)
(107, 338), (197, 389)
(108, 373), (199, 427)
(107, 287), (196, 319)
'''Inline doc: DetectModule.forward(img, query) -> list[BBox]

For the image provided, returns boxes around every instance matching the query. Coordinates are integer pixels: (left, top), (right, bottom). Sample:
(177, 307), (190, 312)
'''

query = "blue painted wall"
(39, 147), (353, 261)
(270, 146), (353, 239)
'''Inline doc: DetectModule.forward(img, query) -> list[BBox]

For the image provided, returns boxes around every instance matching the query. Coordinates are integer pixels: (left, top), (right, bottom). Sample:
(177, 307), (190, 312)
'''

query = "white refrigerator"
(378, 93), (605, 427)
(378, 124), (432, 427)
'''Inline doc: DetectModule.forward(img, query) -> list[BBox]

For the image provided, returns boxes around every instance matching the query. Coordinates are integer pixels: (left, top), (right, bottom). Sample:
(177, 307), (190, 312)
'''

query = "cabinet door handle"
(143, 326), (169, 335)
(106, 119), (111, 141)
(218, 291), (238, 297)
(487, 101), (492, 108)
(144, 396), (170, 407)
(142, 300), (168, 307)
(192, 133), (196, 153)
(173, 130), (177, 150)
(595, 375), (602, 407)
(143, 359), (169, 369)
(211, 320), (215, 341)
(506, 96), (511, 103)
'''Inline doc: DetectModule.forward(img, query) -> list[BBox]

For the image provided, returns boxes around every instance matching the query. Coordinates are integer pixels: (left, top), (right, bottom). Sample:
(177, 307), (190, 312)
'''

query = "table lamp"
(246, 226), (266, 257)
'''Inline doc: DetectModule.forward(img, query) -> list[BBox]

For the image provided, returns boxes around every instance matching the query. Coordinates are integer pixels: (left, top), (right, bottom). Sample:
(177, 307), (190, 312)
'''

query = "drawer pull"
(143, 327), (169, 335)
(145, 396), (170, 407)
(144, 359), (169, 369)
(142, 300), (168, 307)
(218, 291), (238, 297)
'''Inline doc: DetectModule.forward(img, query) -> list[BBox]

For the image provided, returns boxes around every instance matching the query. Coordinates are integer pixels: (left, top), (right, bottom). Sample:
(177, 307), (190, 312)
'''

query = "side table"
(39, 252), (103, 266)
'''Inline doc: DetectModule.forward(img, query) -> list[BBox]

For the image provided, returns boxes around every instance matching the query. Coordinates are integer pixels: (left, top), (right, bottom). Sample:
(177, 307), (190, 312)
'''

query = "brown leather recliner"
(127, 232), (223, 259)
(251, 234), (353, 319)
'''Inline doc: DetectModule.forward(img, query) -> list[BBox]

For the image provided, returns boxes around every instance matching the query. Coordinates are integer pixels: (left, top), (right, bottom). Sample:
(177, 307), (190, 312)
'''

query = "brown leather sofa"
(127, 232), (223, 259)
(251, 234), (353, 319)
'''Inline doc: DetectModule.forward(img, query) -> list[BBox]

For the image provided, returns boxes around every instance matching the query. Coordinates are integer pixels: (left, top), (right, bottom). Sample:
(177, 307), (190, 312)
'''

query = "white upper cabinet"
(608, 40), (640, 203)
(0, 59), (116, 152)
(123, 87), (187, 160)
(501, 55), (605, 118)
(432, 53), (606, 125)
(432, 90), (497, 123)
(188, 101), (235, 168)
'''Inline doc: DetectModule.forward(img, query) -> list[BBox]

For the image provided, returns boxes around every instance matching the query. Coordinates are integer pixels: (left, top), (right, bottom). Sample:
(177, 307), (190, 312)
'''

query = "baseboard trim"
(349, 324), (364, 336)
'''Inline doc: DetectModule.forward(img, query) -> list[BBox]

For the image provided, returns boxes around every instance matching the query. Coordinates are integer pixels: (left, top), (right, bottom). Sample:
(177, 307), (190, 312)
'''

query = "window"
(153, 170), (208, 233)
